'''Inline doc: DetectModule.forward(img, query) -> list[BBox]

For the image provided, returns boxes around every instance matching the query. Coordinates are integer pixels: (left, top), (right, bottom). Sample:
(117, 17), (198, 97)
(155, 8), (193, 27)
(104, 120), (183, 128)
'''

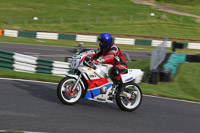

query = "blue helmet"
(98, 33), (112, 49)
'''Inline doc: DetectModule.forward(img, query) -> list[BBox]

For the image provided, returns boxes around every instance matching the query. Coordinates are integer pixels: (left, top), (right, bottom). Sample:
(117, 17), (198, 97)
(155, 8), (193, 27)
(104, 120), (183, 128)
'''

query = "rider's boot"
(108, 78), (125, 100)
(117, 78), (134, 99)
(116, 78), (126, 96)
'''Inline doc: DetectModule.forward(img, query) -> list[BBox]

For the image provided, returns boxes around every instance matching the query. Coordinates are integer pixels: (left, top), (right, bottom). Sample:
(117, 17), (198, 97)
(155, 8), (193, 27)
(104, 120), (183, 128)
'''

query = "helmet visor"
(98, 37), (106, 48)
(99, 41), (105, 48)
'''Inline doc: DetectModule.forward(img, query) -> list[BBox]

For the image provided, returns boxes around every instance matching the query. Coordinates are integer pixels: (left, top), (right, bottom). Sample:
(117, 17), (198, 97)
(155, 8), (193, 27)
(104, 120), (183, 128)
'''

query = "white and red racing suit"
(91, 43), (127, 81)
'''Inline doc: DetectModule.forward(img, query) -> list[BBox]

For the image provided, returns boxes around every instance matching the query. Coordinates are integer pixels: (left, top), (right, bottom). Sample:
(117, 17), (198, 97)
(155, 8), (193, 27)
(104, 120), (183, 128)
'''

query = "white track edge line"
(0, 77), (58, 85)
(0, 130), (47, 133)
(0, 77), (199, 104)
(144, 95), (200, 104)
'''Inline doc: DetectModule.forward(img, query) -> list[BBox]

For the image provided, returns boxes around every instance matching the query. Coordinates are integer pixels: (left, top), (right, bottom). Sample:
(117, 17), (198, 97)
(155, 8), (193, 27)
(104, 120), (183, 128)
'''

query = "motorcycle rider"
(91, 32), (127, 95)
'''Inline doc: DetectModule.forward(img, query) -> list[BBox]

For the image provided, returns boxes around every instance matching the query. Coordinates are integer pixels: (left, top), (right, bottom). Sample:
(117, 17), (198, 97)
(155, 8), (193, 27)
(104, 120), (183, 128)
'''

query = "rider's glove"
(92, 60), (99, 65)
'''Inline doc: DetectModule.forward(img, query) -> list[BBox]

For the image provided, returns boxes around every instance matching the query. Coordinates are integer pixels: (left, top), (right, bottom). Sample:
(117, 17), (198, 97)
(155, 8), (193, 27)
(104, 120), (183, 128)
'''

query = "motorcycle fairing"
(121, 69), (144, 83)
(86, 78), (109, 89)
(84, 83), (111, 99)
(70, 50), (95, 69)
(84, 76), (110, 99)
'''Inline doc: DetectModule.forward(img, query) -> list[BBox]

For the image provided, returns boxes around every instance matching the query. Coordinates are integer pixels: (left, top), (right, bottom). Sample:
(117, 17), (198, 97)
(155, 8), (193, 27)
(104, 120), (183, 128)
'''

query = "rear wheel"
(57, 77), (82, 105)
(116, 82), (142, 111)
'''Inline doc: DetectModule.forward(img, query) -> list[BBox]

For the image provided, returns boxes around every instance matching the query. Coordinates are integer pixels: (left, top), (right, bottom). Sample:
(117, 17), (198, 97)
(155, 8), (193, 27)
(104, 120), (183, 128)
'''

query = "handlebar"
(83, 56), (96, 69)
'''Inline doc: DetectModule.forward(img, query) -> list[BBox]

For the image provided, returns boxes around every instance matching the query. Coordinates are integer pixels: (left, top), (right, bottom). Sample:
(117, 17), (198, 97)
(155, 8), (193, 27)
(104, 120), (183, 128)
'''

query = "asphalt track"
(0, 42), (151, 61)
(0, 78), (200, 133)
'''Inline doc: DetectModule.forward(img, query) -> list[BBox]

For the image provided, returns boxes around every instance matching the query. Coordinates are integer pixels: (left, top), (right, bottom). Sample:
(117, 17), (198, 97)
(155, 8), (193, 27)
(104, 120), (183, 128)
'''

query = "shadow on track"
(12, 81), (60, 104)
(12, 81), (120, 111)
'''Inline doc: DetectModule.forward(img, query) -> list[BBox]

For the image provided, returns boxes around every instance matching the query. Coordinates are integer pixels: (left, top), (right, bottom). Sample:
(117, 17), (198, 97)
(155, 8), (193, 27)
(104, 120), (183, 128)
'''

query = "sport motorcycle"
(57, 49), (143, 111)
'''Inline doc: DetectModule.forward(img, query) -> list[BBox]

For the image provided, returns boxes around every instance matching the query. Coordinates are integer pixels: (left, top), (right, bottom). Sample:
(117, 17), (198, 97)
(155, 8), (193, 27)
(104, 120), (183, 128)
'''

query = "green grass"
(174, 5), (200, 16)
(140, 63), (200, 102)
(156, 0), (200, 17)
(0, 69), (62, 83)
(0, 61), (199, 102)
(127, 59), (150, 81)
(0, 0), (200, 40)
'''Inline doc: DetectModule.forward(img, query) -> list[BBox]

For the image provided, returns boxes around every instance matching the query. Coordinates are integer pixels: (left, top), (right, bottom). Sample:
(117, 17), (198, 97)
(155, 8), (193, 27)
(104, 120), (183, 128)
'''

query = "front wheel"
(116, 82), (142, 112)
(57, 77), (83, 105)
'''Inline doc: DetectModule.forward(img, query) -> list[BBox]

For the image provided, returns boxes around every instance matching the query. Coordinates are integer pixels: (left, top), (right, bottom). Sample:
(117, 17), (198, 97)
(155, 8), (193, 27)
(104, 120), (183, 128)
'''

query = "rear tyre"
(116, 82), (142, 112)
(57, 77), (82, 105)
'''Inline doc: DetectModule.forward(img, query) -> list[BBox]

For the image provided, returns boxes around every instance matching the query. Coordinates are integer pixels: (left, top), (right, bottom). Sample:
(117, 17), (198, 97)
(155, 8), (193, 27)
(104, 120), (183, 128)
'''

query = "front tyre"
(116, 82), (142, 112)
(57, 77), (82, 105)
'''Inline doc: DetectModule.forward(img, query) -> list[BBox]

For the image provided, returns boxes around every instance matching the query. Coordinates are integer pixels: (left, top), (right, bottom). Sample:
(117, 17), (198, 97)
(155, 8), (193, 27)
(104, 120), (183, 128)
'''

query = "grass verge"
(140, 63), (200, 102)
(0, 131), (23, 133)
(0, 60), (199, 102)
(0, 0), (200, 39)
(0, 69), (62, 83)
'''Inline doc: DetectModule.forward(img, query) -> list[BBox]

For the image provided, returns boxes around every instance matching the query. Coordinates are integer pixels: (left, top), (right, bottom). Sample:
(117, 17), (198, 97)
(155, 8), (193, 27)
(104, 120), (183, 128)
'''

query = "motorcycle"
(57, 49), (143, 111)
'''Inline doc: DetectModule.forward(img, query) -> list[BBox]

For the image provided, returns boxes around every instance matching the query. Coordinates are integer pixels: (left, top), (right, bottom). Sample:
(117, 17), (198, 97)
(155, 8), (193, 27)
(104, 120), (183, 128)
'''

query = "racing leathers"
(91, 43), (127, 93)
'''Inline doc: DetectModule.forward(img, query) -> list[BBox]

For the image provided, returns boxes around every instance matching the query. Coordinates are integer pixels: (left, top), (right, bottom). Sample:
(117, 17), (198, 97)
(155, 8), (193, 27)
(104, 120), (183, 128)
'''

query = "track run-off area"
(0, 42), (151, 61)
(0, 77), (199, 133)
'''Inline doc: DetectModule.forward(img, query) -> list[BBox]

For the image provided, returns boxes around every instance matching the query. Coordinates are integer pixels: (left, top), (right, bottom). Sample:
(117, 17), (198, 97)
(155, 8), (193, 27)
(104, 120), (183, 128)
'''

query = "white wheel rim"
(60, 79), (82, 103)
(121, 85), (141, 109)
